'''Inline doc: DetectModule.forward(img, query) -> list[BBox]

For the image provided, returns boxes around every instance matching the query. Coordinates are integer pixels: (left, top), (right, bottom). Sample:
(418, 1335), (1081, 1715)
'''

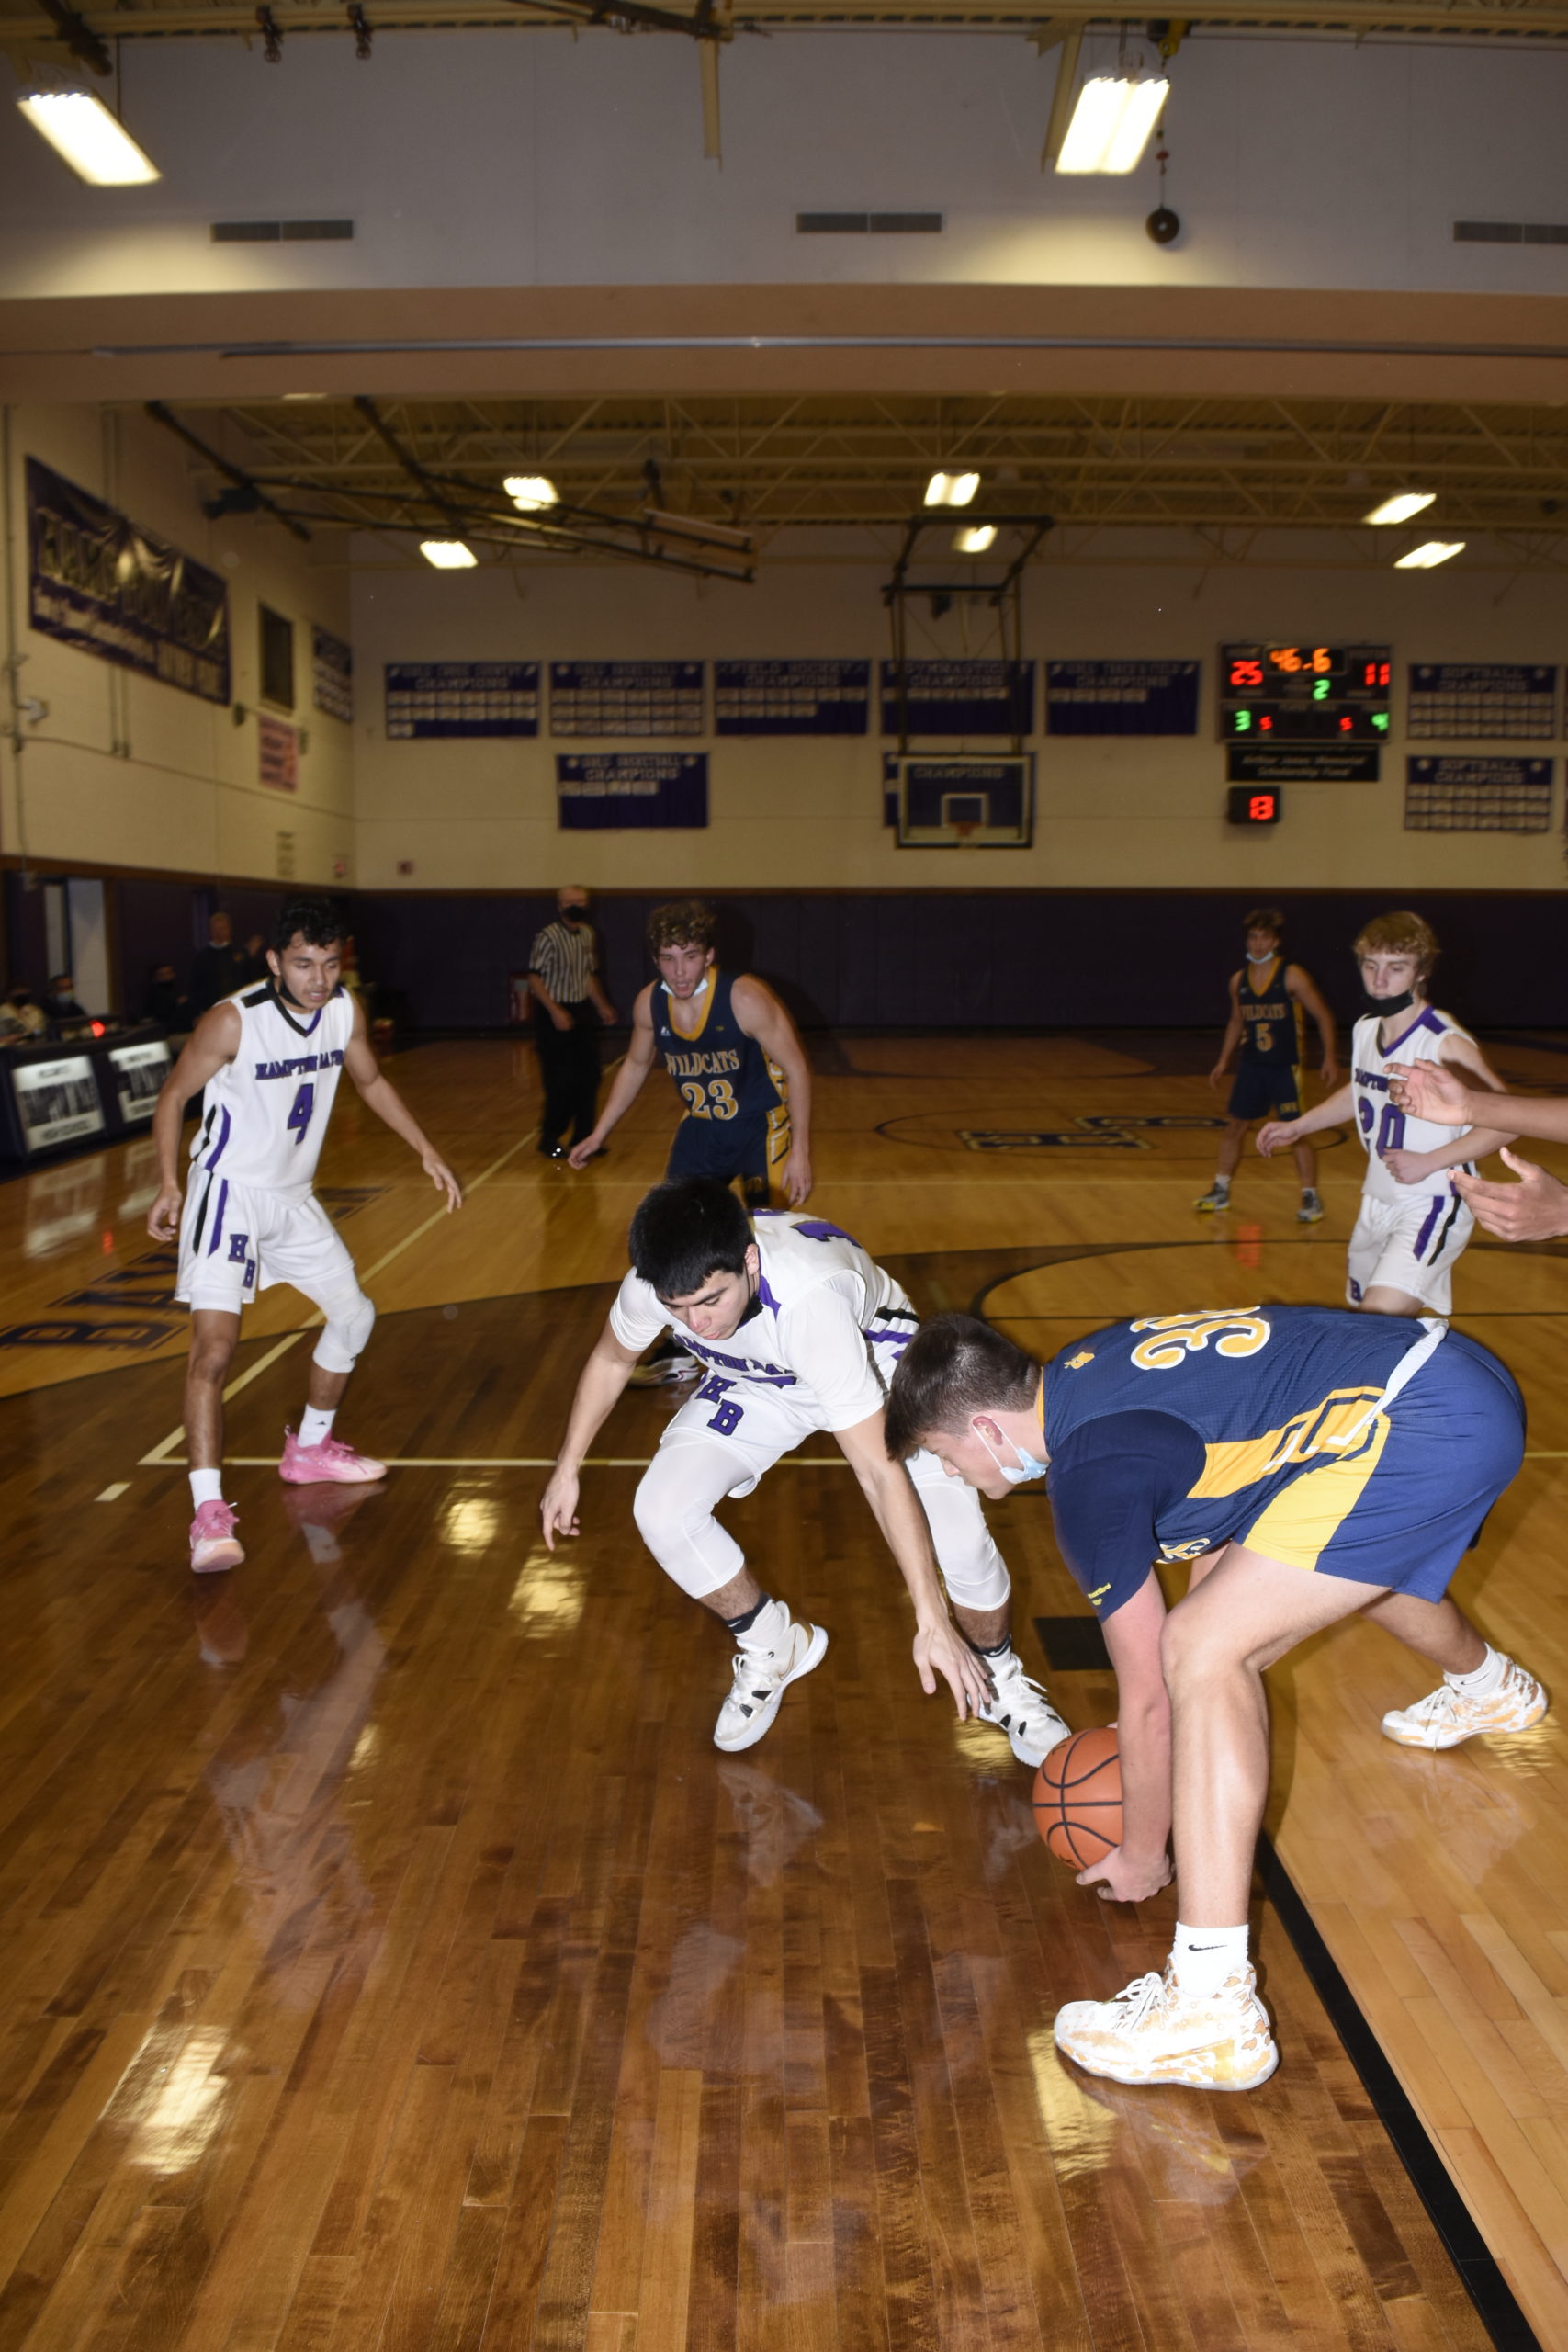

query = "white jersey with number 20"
(1350, 1005), (1476, 1207)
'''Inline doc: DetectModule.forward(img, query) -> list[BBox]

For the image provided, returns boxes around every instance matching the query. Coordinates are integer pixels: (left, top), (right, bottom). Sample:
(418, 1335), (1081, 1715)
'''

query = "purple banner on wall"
(558, 752), (708, 830)
(1046, 660), (1200, 736)
(714, 660), (870, 736)
(879, 659), (1034, 737)
(26, 457), (231, 707)
(385, 662), (539, 738)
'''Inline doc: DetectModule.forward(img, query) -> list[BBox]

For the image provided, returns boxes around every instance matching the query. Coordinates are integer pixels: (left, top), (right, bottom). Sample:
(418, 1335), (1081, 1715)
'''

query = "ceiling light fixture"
(420, 539), (477, 569)
(923, 470), (980, 508)
(1055, 76), (1168, 175)
(1394, 540), (1465, 570)
(953, 524), (998, 553)
(16, 91), (160, 186)
(1365, 491), (1436, 526)
(505, 474), (558, 512)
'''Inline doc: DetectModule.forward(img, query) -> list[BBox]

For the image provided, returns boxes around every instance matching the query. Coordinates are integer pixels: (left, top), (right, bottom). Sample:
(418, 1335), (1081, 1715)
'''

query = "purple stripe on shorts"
(209, 1179), (230, 1255)
(1413, 1193), (1445, 1260)
(206, 1106), (231, 1170)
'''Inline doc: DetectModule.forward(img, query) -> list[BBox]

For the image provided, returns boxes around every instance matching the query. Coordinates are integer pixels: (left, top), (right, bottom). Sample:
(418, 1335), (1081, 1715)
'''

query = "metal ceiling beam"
(14, 0), (1568, 32)
(144, 400), (312, 540)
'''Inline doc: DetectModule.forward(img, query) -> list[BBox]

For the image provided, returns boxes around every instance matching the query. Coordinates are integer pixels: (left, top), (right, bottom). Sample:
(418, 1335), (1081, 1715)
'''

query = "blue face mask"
(975, 1424), (1048, 1485)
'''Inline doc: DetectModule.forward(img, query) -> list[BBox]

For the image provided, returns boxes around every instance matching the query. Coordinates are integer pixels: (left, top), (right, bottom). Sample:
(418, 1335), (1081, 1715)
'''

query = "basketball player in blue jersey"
(147, 897), (462, 1576)
(568, 899), (812, 1206)
(539, 1178), (1068, 1767)
(886, 1306), (1547, 2091)
(1197, 908), (1338, 1223)
(1258, 910), (1510, 1317)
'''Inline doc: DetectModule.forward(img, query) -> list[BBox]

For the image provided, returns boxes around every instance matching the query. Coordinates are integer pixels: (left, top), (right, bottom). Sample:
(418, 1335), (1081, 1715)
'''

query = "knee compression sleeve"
(907, 1450), (1012, 1612)
(310, 1284), (376, 1374)
(633, 1448), (747, 1600)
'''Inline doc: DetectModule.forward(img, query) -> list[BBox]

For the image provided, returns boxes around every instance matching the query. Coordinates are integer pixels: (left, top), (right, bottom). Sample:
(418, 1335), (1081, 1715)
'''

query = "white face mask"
(1246, 948), (1278, 964)
(974, 1422), (1048, 1486)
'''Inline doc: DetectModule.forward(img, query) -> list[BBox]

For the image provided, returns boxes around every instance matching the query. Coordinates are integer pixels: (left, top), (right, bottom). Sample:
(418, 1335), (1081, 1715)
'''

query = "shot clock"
(1219, 644), (1393, 741)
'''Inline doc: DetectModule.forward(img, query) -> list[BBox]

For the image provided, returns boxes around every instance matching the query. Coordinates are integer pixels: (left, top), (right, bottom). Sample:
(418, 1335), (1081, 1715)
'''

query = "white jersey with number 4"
(610, 1208), (916, 1431)
(189, 981), (355, 1199)
(1350, 1005), (1476, 1207)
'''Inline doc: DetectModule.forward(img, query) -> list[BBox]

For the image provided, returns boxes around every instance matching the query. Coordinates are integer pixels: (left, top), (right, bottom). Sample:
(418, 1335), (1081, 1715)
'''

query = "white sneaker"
(1193, 1184), (1231, 1215)
(976, 1648), (1069, 1767)
(1055, 1963), (1279, 2092)
(1381, 1655), (1548, 1749)
(714, 1618), (829, 1752)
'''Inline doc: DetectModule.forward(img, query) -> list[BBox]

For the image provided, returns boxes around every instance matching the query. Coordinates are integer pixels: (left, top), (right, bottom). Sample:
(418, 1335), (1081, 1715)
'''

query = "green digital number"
(1313, 680), (1329, 701)
(1372, 712), (1389, 733)
(1234, 709), (1252, 732)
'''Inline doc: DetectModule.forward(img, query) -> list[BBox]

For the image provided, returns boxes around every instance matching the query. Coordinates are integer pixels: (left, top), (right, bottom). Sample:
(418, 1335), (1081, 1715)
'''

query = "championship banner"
(1046, 660), (1201, 736)
(880, 659), (1034, 737)
(26, 458), (231, 707)
(557, 752), (708, 830)
(715, 660), (870, 737)
(312, 626), (354, 722)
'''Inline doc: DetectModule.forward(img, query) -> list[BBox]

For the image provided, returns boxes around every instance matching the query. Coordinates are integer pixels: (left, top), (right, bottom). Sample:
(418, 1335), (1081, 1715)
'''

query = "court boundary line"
(1257, 1833), (1541, 2352)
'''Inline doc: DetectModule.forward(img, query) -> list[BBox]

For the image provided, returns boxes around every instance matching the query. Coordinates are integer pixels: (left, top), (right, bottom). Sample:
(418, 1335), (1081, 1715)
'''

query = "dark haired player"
(1197, 907), (1337, 1224)
(886, 1307), (1545, 2090)
(148, 897), (462, 1574)
(538, 1178), (1066, 1764)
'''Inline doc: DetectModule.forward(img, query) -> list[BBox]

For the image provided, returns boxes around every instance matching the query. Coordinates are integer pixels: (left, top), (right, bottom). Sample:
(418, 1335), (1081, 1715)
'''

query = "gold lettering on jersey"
(1188, 1386), (1386, 1498)
(1158, 1538), (1214, 1562)
(665, 1046), (743, 1080)
(1129, 1310), (1270, 1372)
(1087, 1582), (1112, 1604)
(1067, 1350), (1095, 1370)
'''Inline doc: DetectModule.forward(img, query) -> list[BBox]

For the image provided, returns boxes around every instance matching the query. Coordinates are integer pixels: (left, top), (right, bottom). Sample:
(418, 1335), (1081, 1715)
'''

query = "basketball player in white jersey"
(147, 898), (462, 1574)
(538, 1179), (1069, 1764)
(1258, 911), (1510, 1316)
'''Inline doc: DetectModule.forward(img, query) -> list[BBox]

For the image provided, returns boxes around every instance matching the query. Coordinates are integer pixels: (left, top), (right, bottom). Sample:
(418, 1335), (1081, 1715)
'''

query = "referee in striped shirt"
(528, 885), (618, 1158)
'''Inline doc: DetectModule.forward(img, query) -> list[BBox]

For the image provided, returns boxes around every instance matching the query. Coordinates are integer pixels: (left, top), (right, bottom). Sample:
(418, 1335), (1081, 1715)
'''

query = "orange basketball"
(1032, 1726), (1122, 1869)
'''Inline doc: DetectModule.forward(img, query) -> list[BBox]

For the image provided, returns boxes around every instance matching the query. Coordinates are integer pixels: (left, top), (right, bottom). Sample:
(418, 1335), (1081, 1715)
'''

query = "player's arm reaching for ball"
(1256, 1078), (1355, 1160)
(731, 975), (814, 1206)
(1387, 1058), (1568, 1239)
(1207, 973), (1247, 1091)
(569, 985), (658, 1169)
(831, 1411), (994, 1719)
(147, 1001), (243, 1239)
(343, 998), (463, 1208)
(1092, 1573), (1177, 1904)
(539, 1318), (644, 1546)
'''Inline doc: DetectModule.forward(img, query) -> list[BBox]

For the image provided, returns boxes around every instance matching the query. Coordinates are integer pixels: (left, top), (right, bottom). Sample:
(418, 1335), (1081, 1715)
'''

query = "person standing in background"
(528, 885), (618, 1159)
(193, 912), (255, 1013)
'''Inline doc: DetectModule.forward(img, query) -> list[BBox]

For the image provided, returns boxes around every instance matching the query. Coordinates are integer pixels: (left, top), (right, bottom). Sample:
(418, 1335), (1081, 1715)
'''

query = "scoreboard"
(1219, 644), (1393, 741)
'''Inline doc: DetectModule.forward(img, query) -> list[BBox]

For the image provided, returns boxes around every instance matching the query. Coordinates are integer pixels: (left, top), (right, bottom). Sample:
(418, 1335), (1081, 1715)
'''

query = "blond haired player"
(1258, 910), (1510, 1316)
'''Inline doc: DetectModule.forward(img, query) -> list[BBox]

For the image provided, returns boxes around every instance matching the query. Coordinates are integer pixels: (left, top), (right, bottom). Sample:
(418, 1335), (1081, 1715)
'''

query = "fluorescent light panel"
(954, 524), (998, 553)
(1365, 491), (1435, 526)
(504, 474), (558, 512)
(420, 539), (477, 569)
(1055, 76), (1168, 175)
(17, 91), (159, 186)
(923, 470), (980, 508)
(1394, 540), (1465, 570)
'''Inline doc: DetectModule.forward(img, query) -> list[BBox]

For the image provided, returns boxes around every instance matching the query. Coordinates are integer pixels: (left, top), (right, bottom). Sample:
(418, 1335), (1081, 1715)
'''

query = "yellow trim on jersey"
(1240, 1412), (1392, 1570)
(1186, 1385), (1387, 1499)
(667, 967), (719, 1044)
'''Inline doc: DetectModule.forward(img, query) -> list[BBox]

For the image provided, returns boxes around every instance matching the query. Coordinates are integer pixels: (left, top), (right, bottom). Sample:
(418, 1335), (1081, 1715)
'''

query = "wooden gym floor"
(3, 1027), (1567, 2350)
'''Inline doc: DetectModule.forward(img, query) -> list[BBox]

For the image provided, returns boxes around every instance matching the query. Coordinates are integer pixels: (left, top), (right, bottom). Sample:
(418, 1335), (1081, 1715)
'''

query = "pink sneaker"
(278, 1429), (388, 1486)
(189, 1499), (244, 1575)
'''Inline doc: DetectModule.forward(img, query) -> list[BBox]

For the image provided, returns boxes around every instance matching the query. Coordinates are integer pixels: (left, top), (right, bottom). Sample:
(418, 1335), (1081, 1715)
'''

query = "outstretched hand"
(423, 1150), (464, 1211)
(1385, 1057), (1472, 1127)
(913, 1618), (995, 1720)
(1455, 1149), (1568, 1243)
(1256, 1120), (1296, 1159)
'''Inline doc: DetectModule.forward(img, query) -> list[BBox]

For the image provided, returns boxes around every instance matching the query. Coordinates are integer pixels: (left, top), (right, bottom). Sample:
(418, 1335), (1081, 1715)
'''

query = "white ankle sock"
(190, 1467), (225, 1510)
(736, 1597), (791, 1655)
(1446, 1644), (1506, 1699)
(1212, 1174), (1231, 1193)
(1171, 1921), (1249, 1998)
(299, 1405), (336, 1449)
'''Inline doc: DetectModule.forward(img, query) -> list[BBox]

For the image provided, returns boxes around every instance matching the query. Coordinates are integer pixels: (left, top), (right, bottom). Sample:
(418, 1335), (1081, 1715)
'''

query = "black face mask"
(1362, 988), (1416, 1018)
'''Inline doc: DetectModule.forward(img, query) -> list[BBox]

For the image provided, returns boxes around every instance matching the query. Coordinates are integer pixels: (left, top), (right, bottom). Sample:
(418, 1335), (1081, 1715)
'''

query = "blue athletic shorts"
(1239, 1331), (1525, 1600)
(1227, 1061), (1302, 1123)
(666, 1115), (770, 1192)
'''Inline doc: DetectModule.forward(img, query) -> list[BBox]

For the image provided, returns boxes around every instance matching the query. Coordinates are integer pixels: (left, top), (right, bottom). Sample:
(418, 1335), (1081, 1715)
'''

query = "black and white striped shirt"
(528, 918), (598, 1004)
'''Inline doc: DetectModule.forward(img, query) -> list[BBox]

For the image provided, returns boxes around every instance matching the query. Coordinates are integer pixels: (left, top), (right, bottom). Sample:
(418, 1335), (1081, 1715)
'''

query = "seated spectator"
(3, 982), (46, 1037)
(145, 962), (191, 1031)
(44, 973), (89, 1023)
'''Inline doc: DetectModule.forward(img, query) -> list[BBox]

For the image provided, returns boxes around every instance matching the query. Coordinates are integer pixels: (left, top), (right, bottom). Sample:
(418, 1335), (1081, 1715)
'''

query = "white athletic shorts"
(1346, 1187), (1474, 1317)
(175, 1166), (358, 1316)
(637, 1370), (1011, 1611)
